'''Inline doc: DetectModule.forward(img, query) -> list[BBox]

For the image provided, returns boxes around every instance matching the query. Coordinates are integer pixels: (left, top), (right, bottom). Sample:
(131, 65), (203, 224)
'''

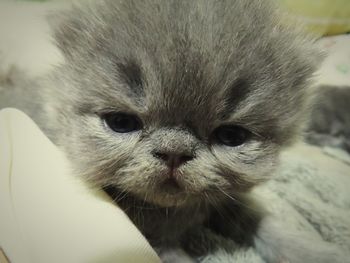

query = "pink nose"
(152, 152), (194, 168)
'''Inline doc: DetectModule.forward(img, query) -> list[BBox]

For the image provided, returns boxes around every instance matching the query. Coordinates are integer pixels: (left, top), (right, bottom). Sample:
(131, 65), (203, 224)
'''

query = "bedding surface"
(197, 144), (350, 262)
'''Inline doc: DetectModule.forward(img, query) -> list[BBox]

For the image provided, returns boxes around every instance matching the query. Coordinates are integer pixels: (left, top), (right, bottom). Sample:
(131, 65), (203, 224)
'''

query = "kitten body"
(1, 0), (347, 262)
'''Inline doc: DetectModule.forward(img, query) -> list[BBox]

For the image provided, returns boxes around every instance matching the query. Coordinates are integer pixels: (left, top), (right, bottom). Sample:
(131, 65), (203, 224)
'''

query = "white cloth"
(0, 108), (160, 263)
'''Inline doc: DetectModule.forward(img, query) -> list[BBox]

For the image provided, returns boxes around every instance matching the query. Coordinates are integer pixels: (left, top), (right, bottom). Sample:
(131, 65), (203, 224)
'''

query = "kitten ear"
(47, 9), (82, 59)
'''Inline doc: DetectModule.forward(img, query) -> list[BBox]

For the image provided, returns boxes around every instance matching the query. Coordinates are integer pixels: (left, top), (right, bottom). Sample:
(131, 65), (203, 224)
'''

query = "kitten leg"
(254, 216), (350, 263)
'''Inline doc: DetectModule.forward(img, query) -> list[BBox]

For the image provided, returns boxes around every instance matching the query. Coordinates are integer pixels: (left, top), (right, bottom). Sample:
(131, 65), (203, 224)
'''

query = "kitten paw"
(158, 247), (196, 263)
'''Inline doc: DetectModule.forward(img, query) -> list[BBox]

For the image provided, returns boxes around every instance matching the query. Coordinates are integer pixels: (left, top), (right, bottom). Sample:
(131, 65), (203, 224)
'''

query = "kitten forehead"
(116, 59), (144, 96)
(51, 0), (320, 142)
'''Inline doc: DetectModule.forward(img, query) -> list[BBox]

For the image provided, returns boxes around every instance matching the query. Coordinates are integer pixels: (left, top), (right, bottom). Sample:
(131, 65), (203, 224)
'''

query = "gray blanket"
(198, 143), (350, 262)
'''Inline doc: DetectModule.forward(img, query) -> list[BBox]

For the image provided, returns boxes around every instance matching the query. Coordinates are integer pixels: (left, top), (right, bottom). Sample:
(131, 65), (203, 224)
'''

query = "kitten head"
(46, 0), (320, 207)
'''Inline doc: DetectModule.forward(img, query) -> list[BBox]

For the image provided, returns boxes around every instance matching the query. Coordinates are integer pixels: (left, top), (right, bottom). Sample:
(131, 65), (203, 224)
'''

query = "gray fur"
(2, 0), (346, 262)
(306, 85), (350, 152)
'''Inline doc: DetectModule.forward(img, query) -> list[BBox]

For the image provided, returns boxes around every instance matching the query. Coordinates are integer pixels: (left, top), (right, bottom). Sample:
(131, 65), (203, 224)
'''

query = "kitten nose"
(152, 151), (194, 168)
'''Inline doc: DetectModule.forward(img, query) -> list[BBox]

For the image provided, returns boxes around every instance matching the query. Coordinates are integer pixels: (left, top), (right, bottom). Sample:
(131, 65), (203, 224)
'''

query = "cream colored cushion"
(278, 0), (350, 35)
(0, 108), (160, 263)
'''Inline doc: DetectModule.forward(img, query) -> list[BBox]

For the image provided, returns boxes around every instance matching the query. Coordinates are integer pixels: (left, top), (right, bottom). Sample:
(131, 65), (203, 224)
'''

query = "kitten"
(1, 0), (347, 262)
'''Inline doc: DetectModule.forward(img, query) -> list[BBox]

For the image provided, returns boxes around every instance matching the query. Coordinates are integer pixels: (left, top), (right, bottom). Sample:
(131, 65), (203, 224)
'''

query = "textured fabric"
(277, 0), (350, 35)
(0, 108), (160, 263)
(198, 144), (350, 262)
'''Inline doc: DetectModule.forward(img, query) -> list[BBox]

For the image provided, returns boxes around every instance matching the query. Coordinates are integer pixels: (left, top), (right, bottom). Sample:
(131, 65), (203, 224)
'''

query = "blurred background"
(278, 0), (350, 86)
(1, 0), (350, 83)
(279, 0), (350, 35)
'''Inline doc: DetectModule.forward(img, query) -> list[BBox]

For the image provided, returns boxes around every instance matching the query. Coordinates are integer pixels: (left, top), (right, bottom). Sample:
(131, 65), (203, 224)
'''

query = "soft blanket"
(198, 144), (350, 262)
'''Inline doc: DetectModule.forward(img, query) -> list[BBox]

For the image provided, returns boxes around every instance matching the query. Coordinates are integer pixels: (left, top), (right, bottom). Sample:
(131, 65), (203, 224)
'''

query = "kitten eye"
(103, 112), (142, 133)
(214, 125), (250, 147)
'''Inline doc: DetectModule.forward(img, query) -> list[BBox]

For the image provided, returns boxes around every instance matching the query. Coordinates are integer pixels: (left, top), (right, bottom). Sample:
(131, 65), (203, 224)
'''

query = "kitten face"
(46, 0), (319, 207)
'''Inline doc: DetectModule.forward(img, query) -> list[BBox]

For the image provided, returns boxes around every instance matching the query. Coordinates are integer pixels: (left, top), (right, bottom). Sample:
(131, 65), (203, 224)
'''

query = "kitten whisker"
(216, 187), (261, 213)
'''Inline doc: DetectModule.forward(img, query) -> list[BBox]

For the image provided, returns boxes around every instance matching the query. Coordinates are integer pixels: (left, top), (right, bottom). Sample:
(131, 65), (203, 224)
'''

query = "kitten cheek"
(63, 115), (143, 180)
(212, 139), (278, 163)
(210, 140), (263, 164)
(211, 142), (279, 187)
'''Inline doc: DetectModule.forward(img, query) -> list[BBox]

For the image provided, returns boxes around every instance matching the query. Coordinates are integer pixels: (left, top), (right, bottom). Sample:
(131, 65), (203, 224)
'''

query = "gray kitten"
(1, 0), (347, 262)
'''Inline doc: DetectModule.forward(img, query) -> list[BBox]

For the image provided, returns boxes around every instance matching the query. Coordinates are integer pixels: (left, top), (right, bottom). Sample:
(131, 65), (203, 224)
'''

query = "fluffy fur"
(2, 0), (346, 262)
(306, 85), (350, 153)
(45, 0), (318, 199)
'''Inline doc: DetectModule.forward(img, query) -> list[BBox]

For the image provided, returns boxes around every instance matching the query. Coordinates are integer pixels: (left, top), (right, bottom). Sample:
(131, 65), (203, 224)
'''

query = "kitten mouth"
(158, 169), (185, 195)
(161, 177), (182, 194)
